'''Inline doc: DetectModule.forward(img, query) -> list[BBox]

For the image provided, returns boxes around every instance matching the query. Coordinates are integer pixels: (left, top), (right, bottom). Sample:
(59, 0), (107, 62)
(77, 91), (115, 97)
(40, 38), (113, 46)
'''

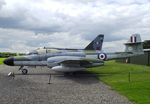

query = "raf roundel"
(98, 53), (107, 60)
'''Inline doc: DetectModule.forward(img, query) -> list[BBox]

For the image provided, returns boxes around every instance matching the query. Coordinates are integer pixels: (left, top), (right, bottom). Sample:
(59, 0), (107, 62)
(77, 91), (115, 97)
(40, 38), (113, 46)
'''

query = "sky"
(0, 0), (150, 53)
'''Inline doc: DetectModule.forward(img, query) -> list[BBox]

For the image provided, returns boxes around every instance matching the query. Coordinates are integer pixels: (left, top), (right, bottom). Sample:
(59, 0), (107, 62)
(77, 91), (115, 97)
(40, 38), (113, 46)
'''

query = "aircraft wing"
(47, 56), (103, 68)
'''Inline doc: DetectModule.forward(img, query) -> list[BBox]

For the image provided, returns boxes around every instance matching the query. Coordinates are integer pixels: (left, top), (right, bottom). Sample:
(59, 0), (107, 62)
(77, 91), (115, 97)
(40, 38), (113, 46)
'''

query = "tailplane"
(84, 34), (104, 51)
(98, 34), (144, 61)
(125, 34), (143, 54)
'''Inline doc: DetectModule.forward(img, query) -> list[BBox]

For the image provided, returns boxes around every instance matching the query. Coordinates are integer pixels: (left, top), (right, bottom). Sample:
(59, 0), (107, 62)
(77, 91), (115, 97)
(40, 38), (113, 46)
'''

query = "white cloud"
(0, 0), (150, 52)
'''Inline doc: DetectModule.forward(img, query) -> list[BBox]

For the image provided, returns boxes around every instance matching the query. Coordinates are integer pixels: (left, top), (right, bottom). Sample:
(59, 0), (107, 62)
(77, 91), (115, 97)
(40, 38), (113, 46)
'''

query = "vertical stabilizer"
(125, 34), (143, 54)
(85, 34), (104, 51)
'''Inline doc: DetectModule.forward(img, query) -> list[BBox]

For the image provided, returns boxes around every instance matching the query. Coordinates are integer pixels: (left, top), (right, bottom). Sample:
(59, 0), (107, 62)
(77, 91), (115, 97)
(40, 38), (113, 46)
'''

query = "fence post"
(128, 72), (131, 82)
(48, 74), (52, 84)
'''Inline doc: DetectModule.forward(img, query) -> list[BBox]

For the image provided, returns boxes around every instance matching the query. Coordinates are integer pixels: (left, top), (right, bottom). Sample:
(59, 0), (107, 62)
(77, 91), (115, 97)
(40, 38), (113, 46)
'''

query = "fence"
(96, 71), (150, 83)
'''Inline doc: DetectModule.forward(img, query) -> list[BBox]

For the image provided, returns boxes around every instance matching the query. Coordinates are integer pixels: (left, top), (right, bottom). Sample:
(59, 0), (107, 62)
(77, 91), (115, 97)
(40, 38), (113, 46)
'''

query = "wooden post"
(48, 74), (51, 84)
(148, 51), (150, 66)
(12, 72), (15, 79)
(128, 72), (131, 82)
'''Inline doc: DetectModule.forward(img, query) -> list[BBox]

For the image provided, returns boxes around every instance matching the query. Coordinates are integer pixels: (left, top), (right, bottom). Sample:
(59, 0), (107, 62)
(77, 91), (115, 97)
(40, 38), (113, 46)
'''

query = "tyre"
(22, 69), (28, 75)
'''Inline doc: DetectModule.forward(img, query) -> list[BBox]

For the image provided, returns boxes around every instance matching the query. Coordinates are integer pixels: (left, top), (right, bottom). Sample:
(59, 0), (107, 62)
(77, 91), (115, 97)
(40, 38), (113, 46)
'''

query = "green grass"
(88, 61), (150, 104)
(0, 58), (5, 65)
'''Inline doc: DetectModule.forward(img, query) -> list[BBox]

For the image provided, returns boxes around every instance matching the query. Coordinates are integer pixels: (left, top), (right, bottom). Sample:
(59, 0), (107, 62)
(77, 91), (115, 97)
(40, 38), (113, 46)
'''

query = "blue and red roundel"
(98, 53), (107, 60)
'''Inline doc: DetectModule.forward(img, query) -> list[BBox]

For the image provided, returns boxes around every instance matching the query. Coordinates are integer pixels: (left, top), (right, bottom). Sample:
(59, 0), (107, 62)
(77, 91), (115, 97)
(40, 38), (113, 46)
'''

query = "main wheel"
(22, 69), (28, 75)
(64, 72), (75, 76)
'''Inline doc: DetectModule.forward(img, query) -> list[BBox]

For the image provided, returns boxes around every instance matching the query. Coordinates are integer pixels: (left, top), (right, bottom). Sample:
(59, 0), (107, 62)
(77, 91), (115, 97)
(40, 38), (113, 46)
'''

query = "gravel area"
(0, 65), (132, 104)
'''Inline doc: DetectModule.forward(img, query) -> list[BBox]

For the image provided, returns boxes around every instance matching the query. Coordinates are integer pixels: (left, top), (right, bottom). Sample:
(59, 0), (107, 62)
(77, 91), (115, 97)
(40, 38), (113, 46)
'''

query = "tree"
(143, 40), (150, 49)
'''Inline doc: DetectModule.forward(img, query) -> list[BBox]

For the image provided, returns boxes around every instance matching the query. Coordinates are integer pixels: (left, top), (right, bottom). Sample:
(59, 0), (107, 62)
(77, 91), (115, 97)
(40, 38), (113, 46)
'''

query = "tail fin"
(84, 34), (104, 51)
(125, 34), (143, 54)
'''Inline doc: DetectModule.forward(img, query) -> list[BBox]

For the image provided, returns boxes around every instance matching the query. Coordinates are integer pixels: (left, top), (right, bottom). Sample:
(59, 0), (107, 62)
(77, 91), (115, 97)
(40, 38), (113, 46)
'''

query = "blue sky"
(0, 0), (150, 52)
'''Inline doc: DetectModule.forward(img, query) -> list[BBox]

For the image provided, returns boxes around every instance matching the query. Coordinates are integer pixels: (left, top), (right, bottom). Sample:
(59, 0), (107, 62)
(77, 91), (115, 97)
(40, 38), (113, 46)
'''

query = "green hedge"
(0, 52), (25, 58)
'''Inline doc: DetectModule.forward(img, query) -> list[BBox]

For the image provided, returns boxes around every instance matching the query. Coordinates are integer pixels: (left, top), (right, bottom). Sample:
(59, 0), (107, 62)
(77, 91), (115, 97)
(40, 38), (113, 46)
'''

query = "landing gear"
(64, 72), (76, 76)
(22, 69), (28, 75)
(19, 66), (28, 75)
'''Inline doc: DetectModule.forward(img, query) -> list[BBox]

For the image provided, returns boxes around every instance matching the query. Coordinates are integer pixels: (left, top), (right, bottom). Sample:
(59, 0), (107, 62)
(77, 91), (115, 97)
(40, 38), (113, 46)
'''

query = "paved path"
(0, 65), (132, 104)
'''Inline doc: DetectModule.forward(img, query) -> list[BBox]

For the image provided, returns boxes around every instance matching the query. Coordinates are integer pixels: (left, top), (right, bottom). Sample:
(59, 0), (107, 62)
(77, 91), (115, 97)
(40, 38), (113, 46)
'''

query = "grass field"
(0, 58), (5, 65)
(88, 61), (150, 104)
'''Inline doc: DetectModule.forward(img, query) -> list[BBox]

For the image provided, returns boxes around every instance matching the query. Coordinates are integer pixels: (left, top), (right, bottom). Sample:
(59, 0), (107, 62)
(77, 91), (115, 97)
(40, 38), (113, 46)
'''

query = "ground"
(88, 61), (150, 104)
(0, 65), (131, 104)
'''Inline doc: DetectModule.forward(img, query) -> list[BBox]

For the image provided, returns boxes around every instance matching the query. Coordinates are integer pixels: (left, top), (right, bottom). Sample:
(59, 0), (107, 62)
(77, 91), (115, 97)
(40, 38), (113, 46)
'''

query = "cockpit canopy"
(26, 47), (62, 55)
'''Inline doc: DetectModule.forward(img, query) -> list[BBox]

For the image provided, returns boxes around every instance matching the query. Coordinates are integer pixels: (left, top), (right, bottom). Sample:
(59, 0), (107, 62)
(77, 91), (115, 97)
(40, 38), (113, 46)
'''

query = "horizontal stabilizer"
(125, 34), (143, 53)
(125, 34), (142, 44)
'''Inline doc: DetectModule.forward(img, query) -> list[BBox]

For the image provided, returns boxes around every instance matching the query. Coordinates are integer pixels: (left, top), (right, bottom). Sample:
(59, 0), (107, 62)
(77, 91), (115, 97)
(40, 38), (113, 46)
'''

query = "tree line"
(0, 52), (25, 58)
(143, 40), (150, 49)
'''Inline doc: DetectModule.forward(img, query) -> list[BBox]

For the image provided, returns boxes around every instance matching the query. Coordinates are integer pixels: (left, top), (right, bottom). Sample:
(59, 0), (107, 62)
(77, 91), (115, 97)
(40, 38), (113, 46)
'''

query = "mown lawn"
(88, 61), (150, 104)
(0, 58), (5, 65)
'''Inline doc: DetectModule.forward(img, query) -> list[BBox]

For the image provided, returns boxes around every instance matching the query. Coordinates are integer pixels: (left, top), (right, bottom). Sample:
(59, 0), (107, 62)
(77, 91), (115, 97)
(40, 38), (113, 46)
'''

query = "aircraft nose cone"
(3, 57), (14, 66)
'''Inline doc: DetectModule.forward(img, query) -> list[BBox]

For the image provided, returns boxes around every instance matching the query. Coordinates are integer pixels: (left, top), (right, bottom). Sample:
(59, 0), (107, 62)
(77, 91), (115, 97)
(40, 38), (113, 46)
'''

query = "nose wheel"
(22, 69), (28, 75)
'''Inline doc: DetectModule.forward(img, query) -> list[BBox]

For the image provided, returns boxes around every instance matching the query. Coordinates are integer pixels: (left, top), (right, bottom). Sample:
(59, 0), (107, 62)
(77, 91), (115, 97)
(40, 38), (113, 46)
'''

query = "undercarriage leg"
(22, 69), (28, 75)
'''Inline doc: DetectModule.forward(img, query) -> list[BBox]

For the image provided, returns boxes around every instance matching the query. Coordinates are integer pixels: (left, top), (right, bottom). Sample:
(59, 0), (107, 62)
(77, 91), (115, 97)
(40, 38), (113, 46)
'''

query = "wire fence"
(127, 71), (150, 82)
(94, 71), (150, 83)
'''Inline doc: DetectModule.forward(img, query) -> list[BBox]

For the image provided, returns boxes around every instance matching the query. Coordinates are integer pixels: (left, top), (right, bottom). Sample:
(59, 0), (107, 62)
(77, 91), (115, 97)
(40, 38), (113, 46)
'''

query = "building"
(116, 49), (150, 66)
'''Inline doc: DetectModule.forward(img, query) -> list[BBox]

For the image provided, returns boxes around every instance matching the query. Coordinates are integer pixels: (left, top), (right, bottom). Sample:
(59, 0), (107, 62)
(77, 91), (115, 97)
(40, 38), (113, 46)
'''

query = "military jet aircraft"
(4, 34), (143, 75)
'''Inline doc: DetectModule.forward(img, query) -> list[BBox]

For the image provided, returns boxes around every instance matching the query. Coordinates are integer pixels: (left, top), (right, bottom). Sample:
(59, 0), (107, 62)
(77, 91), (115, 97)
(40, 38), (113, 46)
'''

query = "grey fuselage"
(4, 51), (104, 69)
